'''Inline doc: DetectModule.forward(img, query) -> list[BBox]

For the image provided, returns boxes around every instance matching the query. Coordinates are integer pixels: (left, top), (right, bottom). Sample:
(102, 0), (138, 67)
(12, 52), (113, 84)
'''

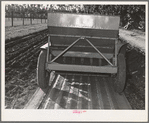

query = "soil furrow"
(5, 29), (48, 44)
(6, 37), (47, 67)
(6, 36), (48, 62)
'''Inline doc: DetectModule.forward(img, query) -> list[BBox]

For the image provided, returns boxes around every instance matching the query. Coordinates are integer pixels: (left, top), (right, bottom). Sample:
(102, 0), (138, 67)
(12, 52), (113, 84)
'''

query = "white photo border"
(1, 1), (148, 122)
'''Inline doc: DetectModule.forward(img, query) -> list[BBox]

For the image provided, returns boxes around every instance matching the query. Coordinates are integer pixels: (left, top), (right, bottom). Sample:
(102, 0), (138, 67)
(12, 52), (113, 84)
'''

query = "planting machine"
(27, 12), (131, 109)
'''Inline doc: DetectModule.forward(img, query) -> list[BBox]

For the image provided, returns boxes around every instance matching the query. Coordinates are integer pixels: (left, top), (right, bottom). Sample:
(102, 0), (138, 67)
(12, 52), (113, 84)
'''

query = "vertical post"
(45, 14), (46, 23)
(11, 11), (13, 26)
(30, 13), (32, 25)
(47, 35), (50, 63)
(23, 12), (24, 25)
(115, 38), (118, 66)
(41, 14), (42, 23)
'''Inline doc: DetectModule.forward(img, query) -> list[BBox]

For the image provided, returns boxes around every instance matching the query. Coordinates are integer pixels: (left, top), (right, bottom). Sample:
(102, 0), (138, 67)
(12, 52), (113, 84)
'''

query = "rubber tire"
(37, 50), (49, 89)
(114, 53), (126, 93)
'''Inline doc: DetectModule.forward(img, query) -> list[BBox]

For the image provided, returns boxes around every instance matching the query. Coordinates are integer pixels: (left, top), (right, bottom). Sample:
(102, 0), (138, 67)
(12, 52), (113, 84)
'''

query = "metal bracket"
(50, 37), (81, 63)
(48, 35), (114, 66)
(85, 38), (114, 66)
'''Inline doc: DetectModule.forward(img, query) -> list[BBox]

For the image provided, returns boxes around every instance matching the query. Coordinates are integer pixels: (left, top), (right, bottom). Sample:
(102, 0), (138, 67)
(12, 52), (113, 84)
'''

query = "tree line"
(5, 4), (145, 30)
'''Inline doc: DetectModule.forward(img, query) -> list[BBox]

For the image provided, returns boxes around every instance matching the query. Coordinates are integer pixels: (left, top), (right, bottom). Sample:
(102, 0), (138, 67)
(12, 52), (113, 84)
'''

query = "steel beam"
(115, 39), (118, 66)
(46, 63), (117, 73)
(49, 34), (116, 40)
(50, 37), (81, 63)
(47, 35), (51, 63)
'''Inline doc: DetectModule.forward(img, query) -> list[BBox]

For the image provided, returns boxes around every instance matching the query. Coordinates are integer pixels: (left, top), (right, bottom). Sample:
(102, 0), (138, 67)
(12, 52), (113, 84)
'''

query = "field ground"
(4, 24), (146, 109)
(5, 23), (47, 40)
(119, 28), (145, 53)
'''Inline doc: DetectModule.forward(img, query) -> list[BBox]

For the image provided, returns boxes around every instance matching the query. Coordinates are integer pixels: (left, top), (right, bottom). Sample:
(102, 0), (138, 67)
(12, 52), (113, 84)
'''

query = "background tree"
(5, 4), (145, 31)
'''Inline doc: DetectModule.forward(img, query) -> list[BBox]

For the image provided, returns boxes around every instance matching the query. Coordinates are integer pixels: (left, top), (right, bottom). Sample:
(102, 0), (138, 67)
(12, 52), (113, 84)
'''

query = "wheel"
(37, 50), (49, 89)
(114, 53), (126, 93)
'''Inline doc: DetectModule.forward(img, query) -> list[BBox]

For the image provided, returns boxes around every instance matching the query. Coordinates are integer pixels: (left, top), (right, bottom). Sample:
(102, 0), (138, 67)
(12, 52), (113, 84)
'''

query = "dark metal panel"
(48, 13), (120, 30)
(46, 63), (117, 73)
(52, 51), (114, 59)
(48, 26), (118, 38)
(50, 36), (115, 46)
(51, 46), (115, 54)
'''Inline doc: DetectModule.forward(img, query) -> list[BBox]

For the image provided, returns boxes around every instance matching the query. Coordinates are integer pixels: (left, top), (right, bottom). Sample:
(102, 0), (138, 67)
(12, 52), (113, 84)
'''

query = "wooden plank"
(56, 74), (71, 109)
(81, 75), (90, 109)
(90, 76), (100, 109)
(39, 74), (64, 109)
(50, 73), (71, 109)
(95, 77), (104, 109)
(77, 75), (82, 109)
(41, 98), (56, 109)
(24, 87), (46, 109)
(24, 71), (131, 109)
(97, 77), (111, 109)
(47, 64), (117, 73)
(52, 51), (113, 59)
(69, 75), (79, 109)
(103, 78), (115, 109)
(54, 74), (69, 109)
(87, 76), (92, 109)
(47, 75), (64, 109)
(38, 74), (58, 109)
(65, 74), (75, 109)
(105, 77), (119, 109)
